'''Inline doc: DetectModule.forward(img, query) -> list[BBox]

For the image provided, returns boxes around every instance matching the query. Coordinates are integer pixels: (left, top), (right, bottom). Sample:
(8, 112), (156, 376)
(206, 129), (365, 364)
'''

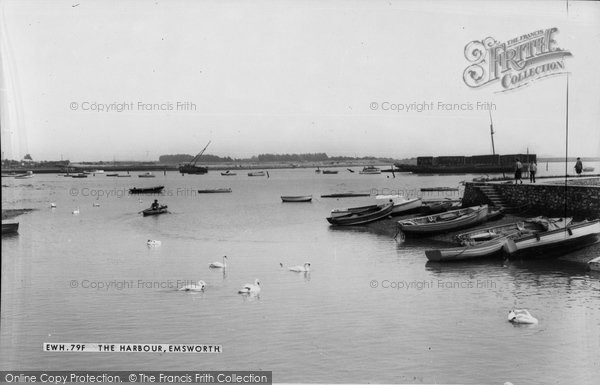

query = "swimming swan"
(508, 309), (538, 324)
(288, 262), (311, 272)
(209, 256), (228, 268)
(238, 279), (260, 295)
(179, 280), (206, 292)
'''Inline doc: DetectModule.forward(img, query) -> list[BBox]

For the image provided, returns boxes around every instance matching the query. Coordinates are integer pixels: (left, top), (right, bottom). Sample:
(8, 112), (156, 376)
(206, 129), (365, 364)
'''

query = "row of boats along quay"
(3, 158), (599, 267)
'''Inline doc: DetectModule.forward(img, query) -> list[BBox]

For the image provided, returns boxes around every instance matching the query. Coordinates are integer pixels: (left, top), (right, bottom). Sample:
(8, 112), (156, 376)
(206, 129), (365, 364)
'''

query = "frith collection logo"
(463, 28), (572, 91)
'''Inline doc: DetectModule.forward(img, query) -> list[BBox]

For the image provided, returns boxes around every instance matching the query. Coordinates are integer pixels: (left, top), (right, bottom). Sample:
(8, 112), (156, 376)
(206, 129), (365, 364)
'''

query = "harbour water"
(2, 166), (599, 384)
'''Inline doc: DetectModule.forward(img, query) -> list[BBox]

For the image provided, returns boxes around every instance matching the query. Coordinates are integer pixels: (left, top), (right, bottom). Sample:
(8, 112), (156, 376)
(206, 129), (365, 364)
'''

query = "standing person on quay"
(514, 158), (523, 184)
(574, 157), (583, 177)
(529, 161), (537, 183)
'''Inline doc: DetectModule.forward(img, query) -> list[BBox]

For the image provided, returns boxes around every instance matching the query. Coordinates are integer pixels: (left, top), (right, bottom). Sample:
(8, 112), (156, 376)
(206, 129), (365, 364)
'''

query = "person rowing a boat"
(151, 199), (160, 210)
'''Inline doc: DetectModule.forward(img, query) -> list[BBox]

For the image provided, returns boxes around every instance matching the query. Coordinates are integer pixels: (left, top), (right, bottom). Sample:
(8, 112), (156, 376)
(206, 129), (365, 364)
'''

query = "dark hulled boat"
(2, 222), (19, 234)
(326, 202), (394, 226)
(180, 141), (211, 175)
(129, 186), (165, 194)
(142, 205), (168, 216)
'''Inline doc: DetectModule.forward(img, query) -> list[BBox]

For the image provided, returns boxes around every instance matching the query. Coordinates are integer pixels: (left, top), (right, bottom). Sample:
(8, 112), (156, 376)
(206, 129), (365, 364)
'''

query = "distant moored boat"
(197, 188), (232, 193)
(359, 166), (381, 174)
(2, 222), (19, 234)
(281, 195), (312, 202)
(248, 171), (266, 177)
(129, 186), (164, 194)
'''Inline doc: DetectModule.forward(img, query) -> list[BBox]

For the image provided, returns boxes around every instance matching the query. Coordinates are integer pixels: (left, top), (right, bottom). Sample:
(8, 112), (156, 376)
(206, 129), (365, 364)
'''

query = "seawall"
(463, 178), (600, 219)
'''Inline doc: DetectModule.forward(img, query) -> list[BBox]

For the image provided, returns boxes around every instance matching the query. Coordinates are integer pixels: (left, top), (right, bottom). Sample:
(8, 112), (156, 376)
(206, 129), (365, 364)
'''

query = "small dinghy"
(197, 188), (232, 193)
(248, 171), (266, 177)
(147, 239), (161, 246)
(425, 217), (571, 262)
(321, 193), (371, 198)
(2, 222), (19, 234)
(398, 205), (488, 235)
(142, 205), (168, 217)
(129, 186), (164, 194)
(327, 202), (394, 226)
(281, 195), (312, 202)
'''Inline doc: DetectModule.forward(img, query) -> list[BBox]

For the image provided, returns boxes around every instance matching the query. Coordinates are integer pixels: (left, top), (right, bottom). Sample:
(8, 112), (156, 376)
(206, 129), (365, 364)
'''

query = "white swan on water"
(238, 279), (260, 295)
(209, 256), (227, 268)
(179, 280), (206, 292)
(508, 309), (538, 324)
(288, 262), (310, 272)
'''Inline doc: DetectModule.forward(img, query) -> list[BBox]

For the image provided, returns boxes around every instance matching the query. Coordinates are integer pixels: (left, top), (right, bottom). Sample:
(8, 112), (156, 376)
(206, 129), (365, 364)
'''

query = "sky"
(1, 0), (599, 161)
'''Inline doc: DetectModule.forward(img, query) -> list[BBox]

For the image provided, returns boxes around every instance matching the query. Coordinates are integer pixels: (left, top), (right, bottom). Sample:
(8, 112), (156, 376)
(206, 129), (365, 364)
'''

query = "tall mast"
(488, 110), (496, 156)
(191, 141), (211, 166)
(564, 76), (569, 222)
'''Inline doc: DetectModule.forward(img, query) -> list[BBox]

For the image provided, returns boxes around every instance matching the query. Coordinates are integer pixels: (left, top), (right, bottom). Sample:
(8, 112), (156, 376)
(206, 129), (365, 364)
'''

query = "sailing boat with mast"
(179, 141), (211, 175)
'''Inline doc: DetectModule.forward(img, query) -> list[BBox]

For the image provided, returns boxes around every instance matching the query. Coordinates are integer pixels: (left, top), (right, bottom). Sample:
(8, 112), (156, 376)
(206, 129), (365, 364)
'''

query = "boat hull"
(248, 172), (266, 177)
(179, 165), (208, 175)
(2, 222), (19, 234)
(197, 188), (232, 193)
(321, 193), (371, 198)
(504, 220), (600, 258)
(327, 202), (394, 226)
(588, 257), (600, 271)
(376, 196), (422, 216)
(281, 196), (312, 202)
(425, 240), (506, 261)
(142, 206), (168, 217)
(129, 186), (165, 194)
(398, 205), (488, 235)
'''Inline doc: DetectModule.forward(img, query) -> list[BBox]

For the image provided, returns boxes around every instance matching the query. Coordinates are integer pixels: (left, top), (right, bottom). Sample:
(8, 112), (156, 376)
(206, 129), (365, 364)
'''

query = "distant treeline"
(159, 154), (234, 164)
(159, 153), (396, 164)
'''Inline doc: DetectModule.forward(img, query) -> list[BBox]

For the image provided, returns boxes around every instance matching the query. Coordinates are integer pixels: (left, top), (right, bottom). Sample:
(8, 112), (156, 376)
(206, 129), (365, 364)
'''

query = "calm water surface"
(2, 167), (599, 384)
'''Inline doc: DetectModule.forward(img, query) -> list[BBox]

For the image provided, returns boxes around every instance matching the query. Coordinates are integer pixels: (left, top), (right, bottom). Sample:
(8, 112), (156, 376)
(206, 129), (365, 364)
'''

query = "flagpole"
(564, 76), (569, 222)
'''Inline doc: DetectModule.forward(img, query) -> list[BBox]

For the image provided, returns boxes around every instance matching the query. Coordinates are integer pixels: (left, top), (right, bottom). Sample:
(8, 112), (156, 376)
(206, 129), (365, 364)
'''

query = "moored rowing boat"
(281, 195), (312, 202)
(327, 202), (394, 226)
(197, 188), (232, 193)
(503, 219), (600, 257)
(425, 217), (571, 261)
(248, 171), (266, 177)
(2, 222), (19, 234)
(398, 205), (488, 235)
(129, 186), (165, 194)
(375, 195), (422, 216)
